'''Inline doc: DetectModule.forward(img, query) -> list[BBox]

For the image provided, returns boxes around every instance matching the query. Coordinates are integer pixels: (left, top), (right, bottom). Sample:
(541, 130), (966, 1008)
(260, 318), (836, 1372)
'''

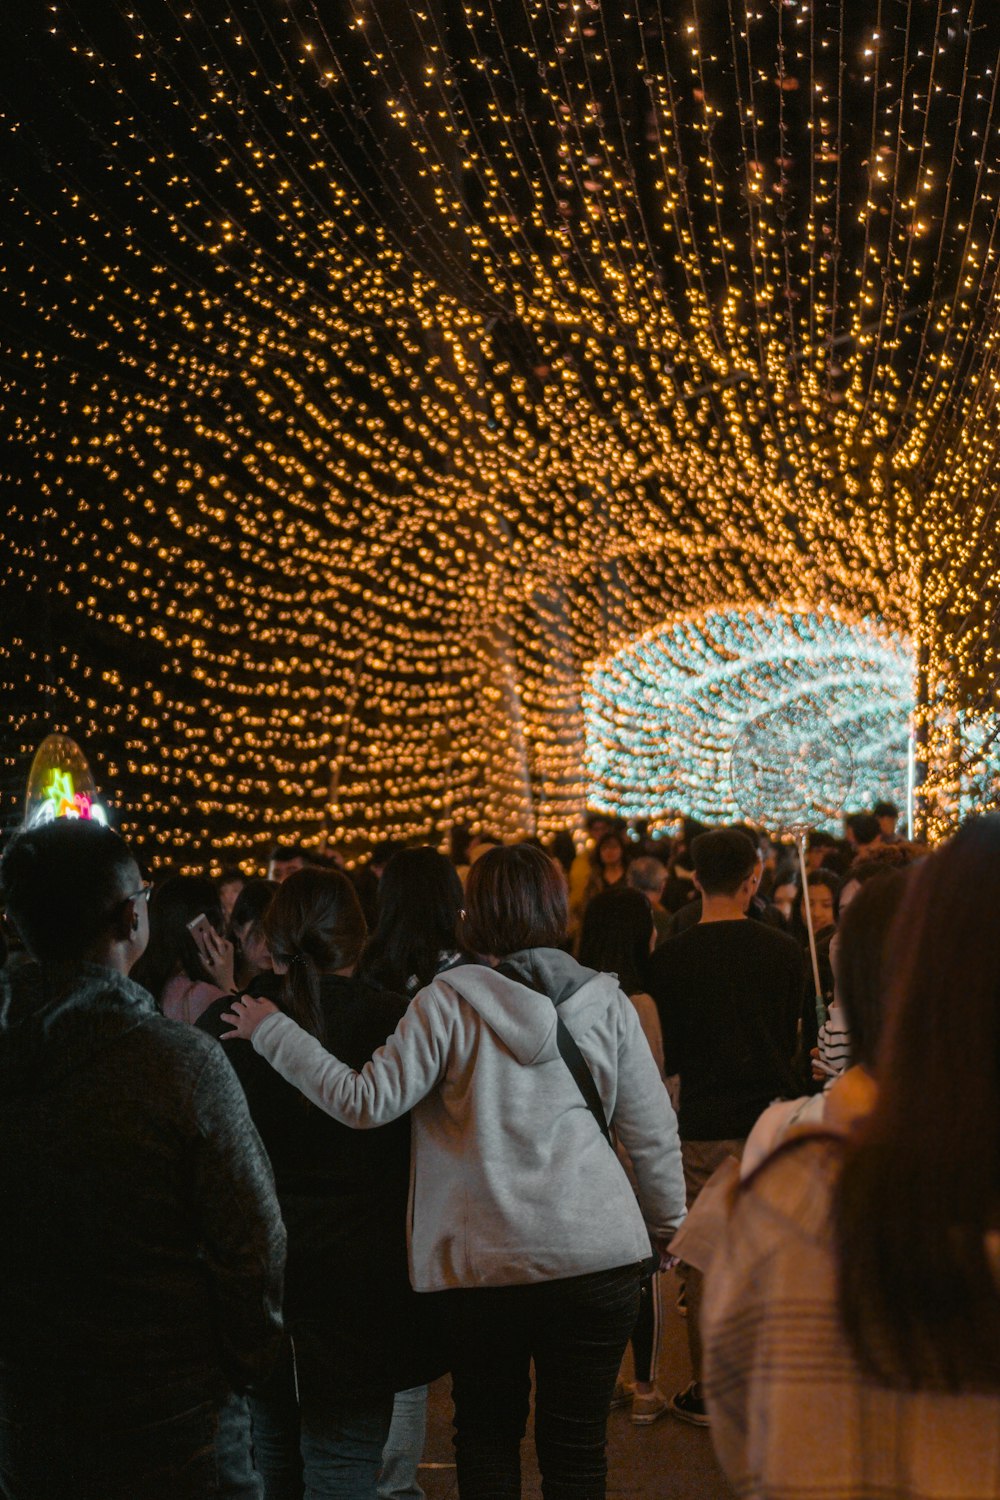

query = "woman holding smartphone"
(131, 875), (235, 1022)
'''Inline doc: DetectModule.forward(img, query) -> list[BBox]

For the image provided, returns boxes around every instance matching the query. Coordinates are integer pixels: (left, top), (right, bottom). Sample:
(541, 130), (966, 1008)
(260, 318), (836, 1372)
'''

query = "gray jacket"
(0, 961), (286, 1393)
(253, 947), (686, 1291)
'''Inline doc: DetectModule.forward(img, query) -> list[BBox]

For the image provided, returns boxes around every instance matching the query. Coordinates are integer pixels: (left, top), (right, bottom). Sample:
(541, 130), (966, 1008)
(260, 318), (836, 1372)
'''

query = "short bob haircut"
(460, 844), (568, 957)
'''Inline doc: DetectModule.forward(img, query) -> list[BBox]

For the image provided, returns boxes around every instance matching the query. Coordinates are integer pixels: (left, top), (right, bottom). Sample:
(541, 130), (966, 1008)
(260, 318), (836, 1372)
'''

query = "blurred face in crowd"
(268, 854), (305, 883)
(772, 880), (797, 923)
(599, 836), (625, 869)
(219, 877), (244, 921)
(806, 882), (836, 932)
(234, 919), (272, 977)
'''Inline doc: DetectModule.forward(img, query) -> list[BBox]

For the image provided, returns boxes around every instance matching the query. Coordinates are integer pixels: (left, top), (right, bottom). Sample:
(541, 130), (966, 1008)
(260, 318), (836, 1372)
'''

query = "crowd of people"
(2, 791), (997, 1500)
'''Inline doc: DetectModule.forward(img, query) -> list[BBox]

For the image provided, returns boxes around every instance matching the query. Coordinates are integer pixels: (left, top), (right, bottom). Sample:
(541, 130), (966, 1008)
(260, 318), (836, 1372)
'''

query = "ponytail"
(262, 869), (367, 1048)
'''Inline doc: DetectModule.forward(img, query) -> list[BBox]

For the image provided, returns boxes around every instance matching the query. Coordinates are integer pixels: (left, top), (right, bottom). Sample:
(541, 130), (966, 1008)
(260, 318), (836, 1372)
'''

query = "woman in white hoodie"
(224, 843), (686, 1500)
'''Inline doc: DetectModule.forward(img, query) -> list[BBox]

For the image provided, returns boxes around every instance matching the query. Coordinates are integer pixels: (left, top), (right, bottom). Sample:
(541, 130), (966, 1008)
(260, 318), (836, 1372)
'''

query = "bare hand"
(221, 994), (279, 1041)
(651, 1234), (679, 1272)
(195, 924), (235, 994)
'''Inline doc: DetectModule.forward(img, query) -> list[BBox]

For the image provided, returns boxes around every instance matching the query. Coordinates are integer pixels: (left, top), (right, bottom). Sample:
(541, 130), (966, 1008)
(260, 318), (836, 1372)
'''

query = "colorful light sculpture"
(24, 735), (109, 830)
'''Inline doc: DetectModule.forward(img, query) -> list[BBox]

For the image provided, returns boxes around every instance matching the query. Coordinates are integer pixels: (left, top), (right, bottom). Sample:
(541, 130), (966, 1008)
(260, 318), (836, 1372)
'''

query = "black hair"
(578, 886), (655, 997)
(847, 812), (881, 847)
(359, 846), (464, 995)
(591, 829), (628, 868)
(130, 875), (223, 1005)
(691, 828), (757, 896)
(370, 838), (407, 868)
(267, 842), (307, 863)
(0, 821), (137, 964)
(217, 866), (245, 888)
(460, 844), (568, 956)
(230, 877), (278, 934)
(836, 816), (1000, 1387)
(263, 868), (367, 1045)
(835, 868), (907, 1072)
(448, 823), (473, 867)
(873, 800), (899, 821)
(547, 830), (577, 875)
(805, 867), (842, 911)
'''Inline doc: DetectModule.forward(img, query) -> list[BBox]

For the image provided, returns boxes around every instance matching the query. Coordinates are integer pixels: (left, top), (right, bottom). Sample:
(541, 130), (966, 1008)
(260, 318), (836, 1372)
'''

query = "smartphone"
(186, 912), (214, 952)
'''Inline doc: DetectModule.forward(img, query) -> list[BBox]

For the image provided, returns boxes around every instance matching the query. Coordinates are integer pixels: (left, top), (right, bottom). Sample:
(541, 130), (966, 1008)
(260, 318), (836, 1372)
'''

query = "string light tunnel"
(3, 2), (1000, 861)
(583, 605), (914, 827)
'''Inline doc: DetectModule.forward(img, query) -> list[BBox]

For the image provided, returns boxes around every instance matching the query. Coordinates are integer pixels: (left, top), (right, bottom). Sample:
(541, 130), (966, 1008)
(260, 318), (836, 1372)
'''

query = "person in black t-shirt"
(646, 827), (801, 1428)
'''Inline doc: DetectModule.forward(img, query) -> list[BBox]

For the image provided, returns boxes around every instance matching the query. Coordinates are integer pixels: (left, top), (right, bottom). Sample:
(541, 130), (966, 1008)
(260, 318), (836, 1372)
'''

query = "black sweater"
(647, 919), (802, 1140)
(198, 975), (443, 1395)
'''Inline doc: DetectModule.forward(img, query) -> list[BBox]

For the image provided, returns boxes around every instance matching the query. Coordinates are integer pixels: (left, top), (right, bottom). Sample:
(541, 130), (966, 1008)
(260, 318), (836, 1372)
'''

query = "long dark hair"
(358, 846), (464, 995)
(130, 875), (223, 1005)
(578, 886), (654, 997)
(835, 815), (1000, 1388)
(833, 869), (907, 1072)
(262, 868), (366, 1046)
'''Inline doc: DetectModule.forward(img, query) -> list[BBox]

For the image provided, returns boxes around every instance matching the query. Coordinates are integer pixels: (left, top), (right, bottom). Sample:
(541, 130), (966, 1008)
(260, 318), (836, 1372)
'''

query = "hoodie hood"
(0, 961), (158, 1097)
(437, 947), (622, 1066)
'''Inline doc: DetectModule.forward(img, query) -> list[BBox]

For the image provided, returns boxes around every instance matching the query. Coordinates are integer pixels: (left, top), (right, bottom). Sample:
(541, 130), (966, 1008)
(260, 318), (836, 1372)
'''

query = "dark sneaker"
(670, 1382), (710, 1427)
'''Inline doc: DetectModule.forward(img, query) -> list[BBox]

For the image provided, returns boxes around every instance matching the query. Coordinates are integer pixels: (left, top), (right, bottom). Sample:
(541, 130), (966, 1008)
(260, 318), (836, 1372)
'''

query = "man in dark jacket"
(0, 819), (286, 1499)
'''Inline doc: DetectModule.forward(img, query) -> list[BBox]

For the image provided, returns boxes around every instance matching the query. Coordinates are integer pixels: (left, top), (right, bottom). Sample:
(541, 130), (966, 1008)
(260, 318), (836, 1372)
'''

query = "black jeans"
(443, 1261), (644, 1500)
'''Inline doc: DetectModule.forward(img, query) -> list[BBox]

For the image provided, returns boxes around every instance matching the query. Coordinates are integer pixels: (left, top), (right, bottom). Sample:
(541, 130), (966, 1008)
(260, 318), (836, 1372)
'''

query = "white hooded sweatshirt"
(251, 948), (686, 1291)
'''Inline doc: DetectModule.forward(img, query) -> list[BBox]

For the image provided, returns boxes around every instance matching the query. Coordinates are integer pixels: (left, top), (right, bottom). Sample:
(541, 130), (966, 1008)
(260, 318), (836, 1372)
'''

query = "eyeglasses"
(122, 880), (153, 905)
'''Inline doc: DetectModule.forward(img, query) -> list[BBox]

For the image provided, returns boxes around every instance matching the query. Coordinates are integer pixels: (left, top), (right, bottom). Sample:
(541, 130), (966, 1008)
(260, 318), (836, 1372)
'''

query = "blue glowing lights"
(583, 605), (915, 825)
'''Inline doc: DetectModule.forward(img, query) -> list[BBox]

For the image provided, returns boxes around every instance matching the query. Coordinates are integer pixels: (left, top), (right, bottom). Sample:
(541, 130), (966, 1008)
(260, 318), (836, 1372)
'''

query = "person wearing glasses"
(0, 818), (286, 1499)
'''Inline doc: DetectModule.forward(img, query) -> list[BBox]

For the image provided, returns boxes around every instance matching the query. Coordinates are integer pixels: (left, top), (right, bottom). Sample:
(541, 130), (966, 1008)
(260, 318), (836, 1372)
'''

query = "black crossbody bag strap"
(495, 961), (613, 1149)
(553, 1009), (614, 1150)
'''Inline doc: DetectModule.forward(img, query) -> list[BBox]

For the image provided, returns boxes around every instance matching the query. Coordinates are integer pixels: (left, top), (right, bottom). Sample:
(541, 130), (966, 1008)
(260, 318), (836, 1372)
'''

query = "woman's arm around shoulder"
(222, 983), (456, 1128)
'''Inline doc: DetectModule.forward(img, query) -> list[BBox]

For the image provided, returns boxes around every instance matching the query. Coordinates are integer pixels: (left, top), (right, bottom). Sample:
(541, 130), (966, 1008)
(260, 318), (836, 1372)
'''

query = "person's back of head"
(691, 828), (757, 899)
(1, 820), (139, 966)
(847, 812), (881, 849)
(833, 868), (907, 1072)
(359, 846), (464, 995)
(459, 843), (568, 958)
(547, 830), (577, 875)
(130, 874), (222, 1005)
(835, 814), (1000, 1388)
(266, 841), (308, 881)
(578, 886), (654, 997)
(263, 867), (367, 1043)
(627, 855), (667, 901)
(370, 838), (406, 875)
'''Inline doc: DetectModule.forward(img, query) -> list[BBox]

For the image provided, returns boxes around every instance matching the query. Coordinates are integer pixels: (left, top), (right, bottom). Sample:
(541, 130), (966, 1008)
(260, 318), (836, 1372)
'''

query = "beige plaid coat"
(703, 1134), (1000, 1499)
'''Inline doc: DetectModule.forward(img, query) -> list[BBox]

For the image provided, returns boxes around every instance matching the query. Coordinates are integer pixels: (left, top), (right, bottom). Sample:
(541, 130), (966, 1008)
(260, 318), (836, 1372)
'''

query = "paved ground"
(416, 1268), (735, 1500)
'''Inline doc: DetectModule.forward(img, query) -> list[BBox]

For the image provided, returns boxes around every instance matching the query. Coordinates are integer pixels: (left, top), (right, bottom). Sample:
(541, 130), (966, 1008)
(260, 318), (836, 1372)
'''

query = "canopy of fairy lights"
(584, 605), (914, 826)
(2, 1), (1000, 862)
